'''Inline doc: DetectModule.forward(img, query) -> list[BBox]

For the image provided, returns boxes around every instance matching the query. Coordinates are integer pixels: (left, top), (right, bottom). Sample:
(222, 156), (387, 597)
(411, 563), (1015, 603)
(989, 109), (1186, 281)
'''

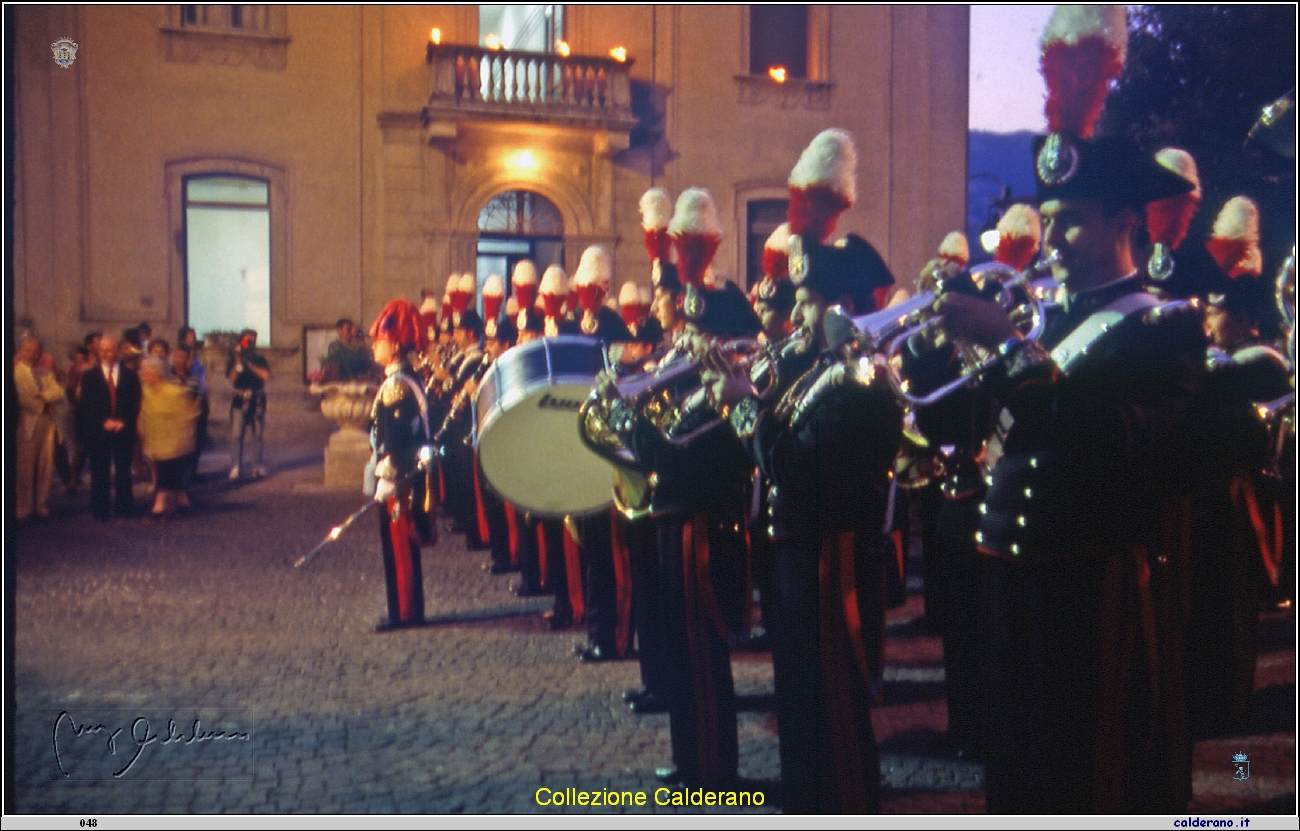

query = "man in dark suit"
(76, 334), (142, 520)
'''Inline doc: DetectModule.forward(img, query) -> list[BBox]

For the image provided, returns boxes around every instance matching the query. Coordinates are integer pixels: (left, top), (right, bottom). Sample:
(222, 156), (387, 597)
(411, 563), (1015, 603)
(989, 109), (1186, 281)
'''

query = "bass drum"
(475, 335), (613, 517)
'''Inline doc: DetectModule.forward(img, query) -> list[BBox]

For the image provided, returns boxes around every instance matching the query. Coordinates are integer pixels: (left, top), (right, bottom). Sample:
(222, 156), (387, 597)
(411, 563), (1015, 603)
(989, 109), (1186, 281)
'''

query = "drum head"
(477, 382), (613, 517)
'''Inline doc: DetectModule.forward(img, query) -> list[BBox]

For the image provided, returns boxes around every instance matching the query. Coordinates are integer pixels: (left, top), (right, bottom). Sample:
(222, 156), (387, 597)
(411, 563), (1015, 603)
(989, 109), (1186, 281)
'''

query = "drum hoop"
(475, 375), (600, 447)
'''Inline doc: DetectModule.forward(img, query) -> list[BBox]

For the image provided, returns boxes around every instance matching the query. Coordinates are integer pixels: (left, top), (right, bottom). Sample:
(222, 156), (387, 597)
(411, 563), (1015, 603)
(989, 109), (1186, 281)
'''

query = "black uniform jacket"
(976, 277), (1207, 561)
(750, 352), (903, 542)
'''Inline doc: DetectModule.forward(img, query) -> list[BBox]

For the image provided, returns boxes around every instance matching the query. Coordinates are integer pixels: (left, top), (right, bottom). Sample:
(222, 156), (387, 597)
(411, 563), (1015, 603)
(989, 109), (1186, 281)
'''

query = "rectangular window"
(479, 5), (564, 52)
(746, 199), (789, 290)
(750, 5), (808, 79)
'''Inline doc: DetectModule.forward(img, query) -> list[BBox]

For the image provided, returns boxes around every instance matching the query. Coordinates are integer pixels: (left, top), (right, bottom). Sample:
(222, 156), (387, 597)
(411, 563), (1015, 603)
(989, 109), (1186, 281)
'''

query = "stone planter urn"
(311, 381), (377, 489)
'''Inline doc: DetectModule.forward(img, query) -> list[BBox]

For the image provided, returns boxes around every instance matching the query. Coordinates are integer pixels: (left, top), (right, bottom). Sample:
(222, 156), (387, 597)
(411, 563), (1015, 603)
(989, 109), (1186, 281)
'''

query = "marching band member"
(600, 187), (758, 787)
(930, 6), (1206, 811)
(479, 312), (518, 576)
(439, 309), (487, 548)
(1186, 196), (1292, 734)
(753, 224), (798, 343)
(368, 298), (434, 631)
(710, 128), (903, 810)
(570, 246), (635, 661)
(510, 308), (550, 600)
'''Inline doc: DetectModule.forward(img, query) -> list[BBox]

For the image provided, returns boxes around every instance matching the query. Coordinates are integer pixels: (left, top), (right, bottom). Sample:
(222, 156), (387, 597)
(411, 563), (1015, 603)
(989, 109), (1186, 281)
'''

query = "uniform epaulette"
(380, 375), (410, 406)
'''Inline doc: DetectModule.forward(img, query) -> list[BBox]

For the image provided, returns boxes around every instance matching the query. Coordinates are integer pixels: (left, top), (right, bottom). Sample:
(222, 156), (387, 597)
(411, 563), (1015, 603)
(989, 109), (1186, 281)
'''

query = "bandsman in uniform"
(930, 6), (1207, 812)
(436, 309), (487, 548)
(509, 308), (551, 600)
(709, 128), (902, 814)
(1186, 195), (1293, 735)
(368, 298), (435, 631)
(594, 187), (758, 787)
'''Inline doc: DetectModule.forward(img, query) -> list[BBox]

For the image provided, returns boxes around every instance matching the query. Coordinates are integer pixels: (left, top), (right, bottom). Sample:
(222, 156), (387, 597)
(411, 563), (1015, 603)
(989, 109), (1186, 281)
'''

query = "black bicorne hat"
(683, 282), (762, 339)
(791, 233), (894, 314)
(1034, 134), (1196, 213)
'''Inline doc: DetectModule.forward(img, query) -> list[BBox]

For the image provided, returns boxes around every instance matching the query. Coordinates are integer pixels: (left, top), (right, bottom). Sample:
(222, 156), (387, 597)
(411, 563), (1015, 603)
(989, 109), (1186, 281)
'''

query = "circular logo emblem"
(1036, 133), (1079, 187)
(683, 286), (706, 320)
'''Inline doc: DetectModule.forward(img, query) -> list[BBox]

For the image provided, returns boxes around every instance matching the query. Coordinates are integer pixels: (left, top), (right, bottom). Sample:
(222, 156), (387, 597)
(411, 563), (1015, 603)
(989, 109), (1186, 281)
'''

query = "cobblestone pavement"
(9, 445), (1296, 815)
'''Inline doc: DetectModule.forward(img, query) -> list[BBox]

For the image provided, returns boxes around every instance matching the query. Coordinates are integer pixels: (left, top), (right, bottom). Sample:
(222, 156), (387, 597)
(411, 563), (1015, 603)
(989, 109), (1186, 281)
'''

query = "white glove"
(374, 477), (396, 504)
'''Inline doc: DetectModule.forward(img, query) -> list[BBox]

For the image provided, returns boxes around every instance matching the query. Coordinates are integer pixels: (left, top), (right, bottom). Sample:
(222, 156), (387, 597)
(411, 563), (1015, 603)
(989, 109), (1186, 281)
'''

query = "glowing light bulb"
(768, 66), (787, 83)
(430, 28), (441, 45)
(485, 34), (501, 50)
(556, 40), (571, 57)
(513, 150), (539, 170)
(609, 46), (627, 62)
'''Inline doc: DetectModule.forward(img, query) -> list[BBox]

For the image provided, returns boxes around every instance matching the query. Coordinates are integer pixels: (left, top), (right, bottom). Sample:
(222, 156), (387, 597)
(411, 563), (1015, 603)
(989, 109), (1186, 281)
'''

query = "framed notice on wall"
(302, 325), (338, 384)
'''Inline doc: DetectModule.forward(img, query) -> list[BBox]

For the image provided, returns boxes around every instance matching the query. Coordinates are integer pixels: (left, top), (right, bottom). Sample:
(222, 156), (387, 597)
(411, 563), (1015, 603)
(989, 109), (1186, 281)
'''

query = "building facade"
(11, 5), (968, 353)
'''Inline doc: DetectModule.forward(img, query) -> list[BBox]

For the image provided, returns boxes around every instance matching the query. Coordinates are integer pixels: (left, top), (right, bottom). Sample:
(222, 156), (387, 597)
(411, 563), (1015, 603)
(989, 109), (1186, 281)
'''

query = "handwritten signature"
(53, 711), (250, 778)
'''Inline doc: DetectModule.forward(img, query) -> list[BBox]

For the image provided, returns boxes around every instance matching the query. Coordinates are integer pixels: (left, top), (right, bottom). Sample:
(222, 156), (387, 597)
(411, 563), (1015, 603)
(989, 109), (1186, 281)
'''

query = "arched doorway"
(476, 190), (564, 308)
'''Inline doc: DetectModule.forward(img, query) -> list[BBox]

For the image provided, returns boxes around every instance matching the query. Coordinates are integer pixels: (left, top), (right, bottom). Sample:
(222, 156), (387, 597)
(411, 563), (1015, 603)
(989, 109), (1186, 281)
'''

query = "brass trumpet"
(853, 255), (1061, 408)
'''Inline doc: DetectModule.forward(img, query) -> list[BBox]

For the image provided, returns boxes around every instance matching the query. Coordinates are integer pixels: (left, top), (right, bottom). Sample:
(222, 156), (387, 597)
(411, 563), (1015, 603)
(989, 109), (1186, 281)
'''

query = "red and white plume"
(482, 273), (505, 322)
(1040, 5), (1127, 138)
(668, 188), (722, 289)
(1146, 148), (1202, 251)
(619, 281), (649, 326)
(1206, 196), (1263, 278)
(640, 188), (674, 264)
(540, 264), (568, 317)
(574, 246), (612, 312)
(938, 231), (970, 269)
(511, 260), (539, 317)
(788, 128), (857, 243)
(449, 273), (475, 314)
(762, 223), (792, 280)
(440, 282), (455, 322)
(994, 205), (1042, 272)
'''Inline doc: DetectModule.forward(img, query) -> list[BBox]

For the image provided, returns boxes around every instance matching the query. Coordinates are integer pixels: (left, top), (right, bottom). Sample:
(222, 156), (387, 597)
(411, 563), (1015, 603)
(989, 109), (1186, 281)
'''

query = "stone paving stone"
(10, 445), (1295, 815)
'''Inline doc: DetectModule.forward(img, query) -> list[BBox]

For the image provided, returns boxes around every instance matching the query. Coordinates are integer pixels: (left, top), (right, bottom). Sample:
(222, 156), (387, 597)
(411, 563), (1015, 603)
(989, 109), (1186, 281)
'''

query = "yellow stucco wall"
(12, 5), (968, 355)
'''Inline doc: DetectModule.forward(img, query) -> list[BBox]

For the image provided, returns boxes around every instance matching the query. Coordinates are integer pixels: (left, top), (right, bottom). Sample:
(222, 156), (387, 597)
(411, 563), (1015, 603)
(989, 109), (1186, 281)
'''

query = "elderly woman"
(137, 356), (199, 517)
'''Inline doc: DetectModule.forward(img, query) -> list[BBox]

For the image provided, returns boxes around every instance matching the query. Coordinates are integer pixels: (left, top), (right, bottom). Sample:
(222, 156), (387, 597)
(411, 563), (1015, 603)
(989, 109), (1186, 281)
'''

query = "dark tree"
(1098, 5), (1296, 279)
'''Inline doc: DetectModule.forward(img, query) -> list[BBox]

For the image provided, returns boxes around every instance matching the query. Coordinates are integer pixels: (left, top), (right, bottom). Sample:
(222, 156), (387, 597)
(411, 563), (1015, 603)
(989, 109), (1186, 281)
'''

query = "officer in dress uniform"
(710, 129), (902, 813)
(368, 299), (435, 631)
(929, 6), (1206, 812)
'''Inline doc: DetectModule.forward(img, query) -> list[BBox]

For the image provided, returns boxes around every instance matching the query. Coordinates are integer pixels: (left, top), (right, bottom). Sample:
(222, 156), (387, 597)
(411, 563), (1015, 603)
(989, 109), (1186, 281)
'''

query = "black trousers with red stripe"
(378, 497), (426, 627)
(656, 514), (741, 788)
(771, 535), (881, 814)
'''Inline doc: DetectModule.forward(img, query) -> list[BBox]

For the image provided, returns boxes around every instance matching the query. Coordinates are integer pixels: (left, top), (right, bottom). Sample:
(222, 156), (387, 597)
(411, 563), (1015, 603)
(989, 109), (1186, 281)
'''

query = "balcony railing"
(424, 44), (636, 134)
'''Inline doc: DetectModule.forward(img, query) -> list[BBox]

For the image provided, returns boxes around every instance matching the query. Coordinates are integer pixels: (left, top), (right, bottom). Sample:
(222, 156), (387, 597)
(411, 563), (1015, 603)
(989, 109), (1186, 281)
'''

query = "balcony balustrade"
(423, 43), (637, 137)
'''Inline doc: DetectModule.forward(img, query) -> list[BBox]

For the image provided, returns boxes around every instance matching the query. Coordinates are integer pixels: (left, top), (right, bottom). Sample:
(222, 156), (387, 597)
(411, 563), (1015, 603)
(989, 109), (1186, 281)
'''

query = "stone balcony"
(422, 43), (639, 147)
